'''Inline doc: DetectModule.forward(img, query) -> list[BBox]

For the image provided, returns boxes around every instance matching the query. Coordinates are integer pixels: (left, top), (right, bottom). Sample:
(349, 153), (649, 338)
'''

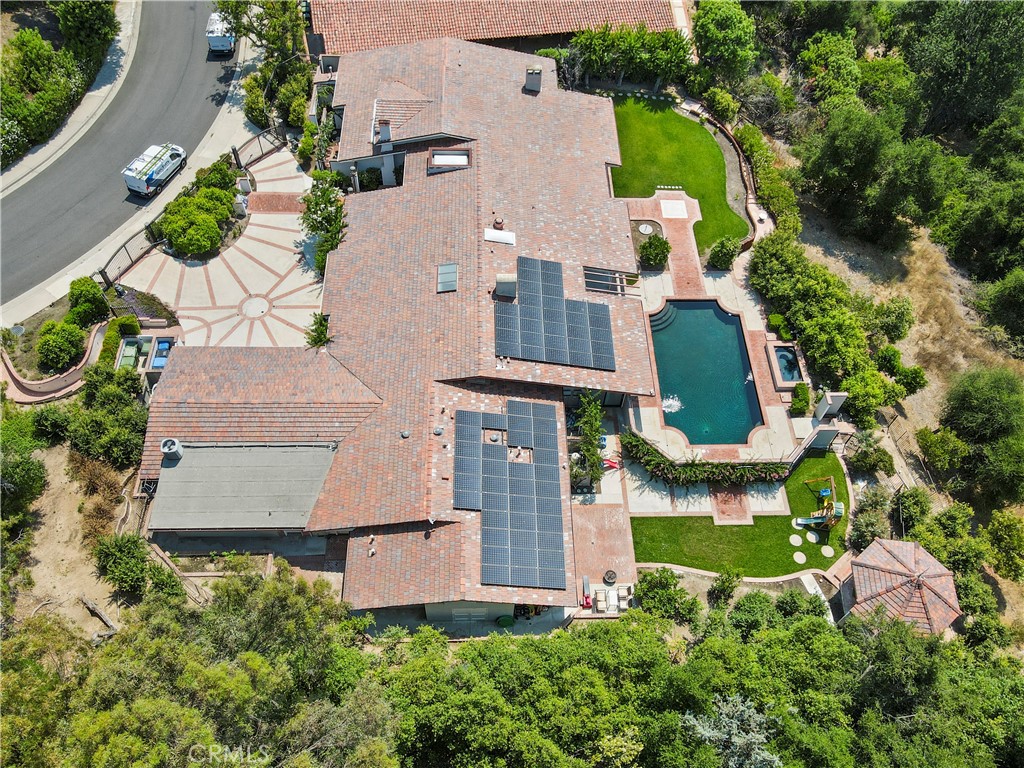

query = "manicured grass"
(610, 97), (749, 254)
(631, 452), (850, 577)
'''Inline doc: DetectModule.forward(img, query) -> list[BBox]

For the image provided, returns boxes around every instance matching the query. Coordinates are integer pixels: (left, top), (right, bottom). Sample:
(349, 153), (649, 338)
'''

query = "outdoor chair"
(617, 585), (631, 610)
(594, 589), (607, 613)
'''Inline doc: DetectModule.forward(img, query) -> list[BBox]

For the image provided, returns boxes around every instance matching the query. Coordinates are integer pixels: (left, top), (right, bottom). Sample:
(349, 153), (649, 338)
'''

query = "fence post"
(232, 145), (243, 170)
(97, 269), (114, 289)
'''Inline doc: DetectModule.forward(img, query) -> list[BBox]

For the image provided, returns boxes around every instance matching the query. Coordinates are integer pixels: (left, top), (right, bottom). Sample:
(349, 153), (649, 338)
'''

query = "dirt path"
(13, 446), (120, 635)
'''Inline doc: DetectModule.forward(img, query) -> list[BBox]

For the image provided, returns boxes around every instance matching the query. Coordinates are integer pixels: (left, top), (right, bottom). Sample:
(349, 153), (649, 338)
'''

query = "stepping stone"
(793, 551), (807, 565)
(789, 534), (802, 546)
(821, 545), (835, 558)
(791, 518), (802, 529)
(806, 531), (820, 544)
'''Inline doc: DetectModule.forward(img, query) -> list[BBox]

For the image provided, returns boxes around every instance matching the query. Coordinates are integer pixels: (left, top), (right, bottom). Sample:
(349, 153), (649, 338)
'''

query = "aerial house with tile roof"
(140, 40), (655, 628)
(307, 0), (679, 58)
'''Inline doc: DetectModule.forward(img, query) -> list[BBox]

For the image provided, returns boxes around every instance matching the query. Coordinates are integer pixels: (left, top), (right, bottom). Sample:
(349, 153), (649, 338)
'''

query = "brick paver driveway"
(121, 152), (320, 347)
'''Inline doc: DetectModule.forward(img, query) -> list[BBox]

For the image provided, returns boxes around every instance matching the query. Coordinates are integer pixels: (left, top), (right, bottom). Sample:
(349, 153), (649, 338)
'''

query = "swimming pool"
(649, 300), (763, 444)
(773, 345), (801, 382)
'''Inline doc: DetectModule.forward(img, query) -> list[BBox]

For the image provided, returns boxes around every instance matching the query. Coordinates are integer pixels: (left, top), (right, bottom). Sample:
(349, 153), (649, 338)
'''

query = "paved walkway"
(120, 149), (319, 347)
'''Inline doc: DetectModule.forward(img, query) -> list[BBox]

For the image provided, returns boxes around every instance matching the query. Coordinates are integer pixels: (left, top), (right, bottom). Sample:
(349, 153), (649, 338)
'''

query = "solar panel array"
(453, 400), (566, 590)
(494, 256), (616, 371)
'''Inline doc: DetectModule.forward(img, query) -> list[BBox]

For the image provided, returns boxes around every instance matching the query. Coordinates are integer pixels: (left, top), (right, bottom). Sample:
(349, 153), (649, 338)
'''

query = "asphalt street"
(0, 1), (235, 303)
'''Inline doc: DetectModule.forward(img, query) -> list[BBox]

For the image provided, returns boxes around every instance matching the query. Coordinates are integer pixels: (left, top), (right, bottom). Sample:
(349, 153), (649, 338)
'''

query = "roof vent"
(525, 66), (542, 93)
(161, 438), (183, 460)
(494, 273), (517, 299)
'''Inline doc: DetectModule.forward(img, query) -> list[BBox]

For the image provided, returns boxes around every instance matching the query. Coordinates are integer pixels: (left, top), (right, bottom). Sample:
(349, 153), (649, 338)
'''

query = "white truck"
(206, 12), (235, 55)
(122, 143), (186, 198)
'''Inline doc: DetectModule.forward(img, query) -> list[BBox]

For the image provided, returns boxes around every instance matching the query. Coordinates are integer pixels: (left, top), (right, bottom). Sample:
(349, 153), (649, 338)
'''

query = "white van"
(122, 143), (186, 198)
(206, 12), (235, 54)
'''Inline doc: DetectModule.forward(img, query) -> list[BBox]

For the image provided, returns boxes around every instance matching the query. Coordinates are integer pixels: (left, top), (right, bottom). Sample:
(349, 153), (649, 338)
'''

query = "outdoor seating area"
(581, 573), (633, 616)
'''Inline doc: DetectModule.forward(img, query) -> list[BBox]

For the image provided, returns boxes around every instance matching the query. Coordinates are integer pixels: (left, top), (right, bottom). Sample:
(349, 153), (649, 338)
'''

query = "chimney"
(525, 67), (542, 93)
(378, 119), (392, 143)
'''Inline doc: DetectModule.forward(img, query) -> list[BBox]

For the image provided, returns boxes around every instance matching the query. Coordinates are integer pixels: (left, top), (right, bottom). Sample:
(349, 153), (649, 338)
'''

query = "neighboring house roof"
(850, 538), (962, 634)
(310, 0), (676, 55)
(140, 347), (381, 479)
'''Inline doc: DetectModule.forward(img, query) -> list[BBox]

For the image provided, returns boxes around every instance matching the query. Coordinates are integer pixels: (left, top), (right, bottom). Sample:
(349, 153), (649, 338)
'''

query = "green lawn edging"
(610, 97), (749, 254)
(631, 451), (849, 577)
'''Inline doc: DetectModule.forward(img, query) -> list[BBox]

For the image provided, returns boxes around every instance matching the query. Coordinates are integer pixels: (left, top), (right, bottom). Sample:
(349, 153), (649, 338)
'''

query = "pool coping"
(644, 295), (774, 454)
(765, 339), (809, 391)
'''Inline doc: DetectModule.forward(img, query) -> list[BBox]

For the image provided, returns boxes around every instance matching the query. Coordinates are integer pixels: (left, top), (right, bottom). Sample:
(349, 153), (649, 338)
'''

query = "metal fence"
(97, 224), (162, 288)
(233, 124), (288, 170)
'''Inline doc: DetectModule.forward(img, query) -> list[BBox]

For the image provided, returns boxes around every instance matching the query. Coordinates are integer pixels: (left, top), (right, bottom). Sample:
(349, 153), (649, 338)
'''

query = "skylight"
(437, 263), (458, 293)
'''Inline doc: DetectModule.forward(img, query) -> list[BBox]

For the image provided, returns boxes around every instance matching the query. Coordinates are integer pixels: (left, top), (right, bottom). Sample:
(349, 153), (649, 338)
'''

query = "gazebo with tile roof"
(843, 538), (961, 635)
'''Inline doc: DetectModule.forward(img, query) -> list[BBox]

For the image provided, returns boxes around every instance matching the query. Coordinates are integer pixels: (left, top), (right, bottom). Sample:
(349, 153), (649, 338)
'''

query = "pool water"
(649, 301), (763, 444)
(774, 346), (802, 382)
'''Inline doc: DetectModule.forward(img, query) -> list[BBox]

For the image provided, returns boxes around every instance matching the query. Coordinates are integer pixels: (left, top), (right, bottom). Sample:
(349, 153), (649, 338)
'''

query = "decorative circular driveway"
(121, 212), (321, 347)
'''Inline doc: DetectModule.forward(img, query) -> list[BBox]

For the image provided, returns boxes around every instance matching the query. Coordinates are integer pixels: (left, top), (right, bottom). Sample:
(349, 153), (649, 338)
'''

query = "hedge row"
(734, 123), (801, 237)
(620, 429), (789, 486)
(96, 316), (142, 369)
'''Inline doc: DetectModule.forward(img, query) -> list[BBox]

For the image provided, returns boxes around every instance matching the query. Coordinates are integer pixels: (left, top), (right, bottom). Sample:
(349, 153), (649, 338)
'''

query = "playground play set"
(795, 476), (845, 530)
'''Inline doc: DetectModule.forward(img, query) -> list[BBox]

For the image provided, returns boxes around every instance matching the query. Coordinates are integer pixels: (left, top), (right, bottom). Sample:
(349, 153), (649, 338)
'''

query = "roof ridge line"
(322, 345), (385, 404)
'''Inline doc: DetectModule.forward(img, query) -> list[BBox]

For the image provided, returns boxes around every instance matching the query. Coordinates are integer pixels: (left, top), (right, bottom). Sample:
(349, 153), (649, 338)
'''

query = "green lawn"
(631, 452), (850, 577)
(610, 97), (749, 254)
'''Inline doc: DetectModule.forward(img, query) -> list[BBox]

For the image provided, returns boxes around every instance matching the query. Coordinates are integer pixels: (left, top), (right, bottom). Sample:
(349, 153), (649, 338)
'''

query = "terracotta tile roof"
(342, 521), (464, 608)
(141, 347), (381, 479)
(311, 0), (677, 55)
(850, 538), (962, 635)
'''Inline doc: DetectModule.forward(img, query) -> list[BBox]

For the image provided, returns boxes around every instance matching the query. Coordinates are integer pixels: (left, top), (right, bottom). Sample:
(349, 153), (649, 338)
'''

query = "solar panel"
(456, 410), (482, 427)
(538, 569), (566, 589)
(482, 412), (507, 431)
(472, 401), (567, 591)
(482, 459), (508, 478)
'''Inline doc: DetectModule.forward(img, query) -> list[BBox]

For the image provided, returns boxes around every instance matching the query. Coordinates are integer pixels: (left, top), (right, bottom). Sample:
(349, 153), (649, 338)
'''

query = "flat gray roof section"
(148, 444), (337, 531)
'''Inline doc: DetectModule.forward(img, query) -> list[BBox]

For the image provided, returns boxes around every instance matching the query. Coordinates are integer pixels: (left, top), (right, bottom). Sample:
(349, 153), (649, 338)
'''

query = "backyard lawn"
(631, 451), (850, 577)
(610, 97), (749, 254)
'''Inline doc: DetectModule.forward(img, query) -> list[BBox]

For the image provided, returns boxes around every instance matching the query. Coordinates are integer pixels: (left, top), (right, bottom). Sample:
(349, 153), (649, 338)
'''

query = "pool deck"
(623, 190), (798, 465)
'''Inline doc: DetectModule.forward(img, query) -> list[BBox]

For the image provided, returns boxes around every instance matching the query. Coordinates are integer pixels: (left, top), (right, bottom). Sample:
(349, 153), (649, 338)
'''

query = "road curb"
(1, 36), (262, 327)
(0, 1), (142, 198)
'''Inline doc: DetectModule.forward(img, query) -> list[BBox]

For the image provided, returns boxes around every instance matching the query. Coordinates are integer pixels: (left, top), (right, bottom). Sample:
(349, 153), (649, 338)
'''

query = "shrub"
(81, 497), (116, 545)
(734, 124), (801, 237)
(147, 563), (186, 598)
(620, 429), (788, 485)
(708, 567), (742, 607)
(32, 403), (70, 444)
(96, 316), (141, 368)
(874, 345), (902, 376)
(242, 74), (270, 128)
(767, 313), (792, 341)
(892, 487), (932, 536)
(305, 312), (332, 347)
(954, 572), (999, 617)
(296, 121), (317, 164)
(850, 506), (891, 551)
(704, 86), (740, 124)
(637, 233), (672, 269)
(634, 568), (702, 625)
(916, 426), (969, 474)
(275, 69), (312, 128)
(848, 444), (895, 476)
(35, 322), (86, 372)
(988, 267), (1024, 338)
(895, 365), (927, 395)
(194, 160), (238, 191)
(67, 276), (108, 328)
(790, 382), (810, 415)
(94, 534), (150, 595)
(67, 452), (121, 500)
(707, 236), (742, 270)
(162, 191), (233, 256)
(775, 589), (826, 619)
(570, 390), (606, 487)
(877, 297), (915, 343)
(982, 508), (1024, 582)
(728, 590), (779, 640)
